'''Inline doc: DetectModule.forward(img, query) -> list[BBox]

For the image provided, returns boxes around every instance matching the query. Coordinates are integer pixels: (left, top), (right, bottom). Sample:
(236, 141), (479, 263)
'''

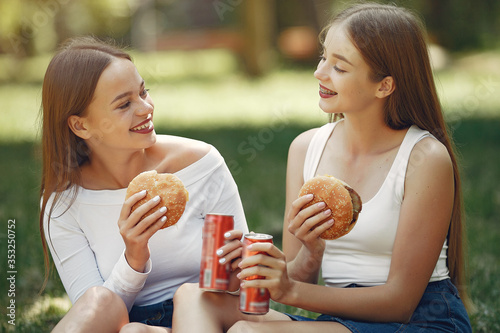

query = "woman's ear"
(68, 115), (91, 140)
(376, 76), (395, 98)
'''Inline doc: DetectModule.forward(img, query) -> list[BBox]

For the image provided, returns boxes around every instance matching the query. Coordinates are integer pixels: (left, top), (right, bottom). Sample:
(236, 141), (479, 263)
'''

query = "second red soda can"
(239, 233), (274, 315)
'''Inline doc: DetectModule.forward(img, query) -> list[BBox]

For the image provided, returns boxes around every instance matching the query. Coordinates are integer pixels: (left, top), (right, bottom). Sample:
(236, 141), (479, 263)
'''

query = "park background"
(0, 0), (499, 331)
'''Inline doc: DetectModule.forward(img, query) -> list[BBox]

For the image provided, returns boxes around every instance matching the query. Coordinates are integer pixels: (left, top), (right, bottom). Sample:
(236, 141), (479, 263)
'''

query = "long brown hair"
(39, 36), (132, 291)
(324, 3), (472, 311)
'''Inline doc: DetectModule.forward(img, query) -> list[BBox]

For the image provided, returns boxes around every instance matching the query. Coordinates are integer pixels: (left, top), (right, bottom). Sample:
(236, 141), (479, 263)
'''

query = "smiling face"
(314, 25), (385, 116)
(69, 57), (156, 154)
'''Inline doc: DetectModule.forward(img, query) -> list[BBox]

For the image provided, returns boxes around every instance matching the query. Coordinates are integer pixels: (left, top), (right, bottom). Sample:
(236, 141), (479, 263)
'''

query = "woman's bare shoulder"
(410, 137), (452, 173)
(151, 135), (212, 173)
(288, 127), (320, 159)
(405, 136), (453, 196)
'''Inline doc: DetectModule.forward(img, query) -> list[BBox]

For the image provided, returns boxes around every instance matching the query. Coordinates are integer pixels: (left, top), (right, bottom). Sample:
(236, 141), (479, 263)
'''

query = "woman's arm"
(45, 191), (166, 311)
(282, 128), (330, 284)
(44, 202), (108, 304)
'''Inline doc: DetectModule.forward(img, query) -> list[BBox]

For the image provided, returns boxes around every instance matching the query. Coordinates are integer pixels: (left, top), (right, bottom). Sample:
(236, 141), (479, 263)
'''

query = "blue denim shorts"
(286, 279), (471, 332)
(129, 299), (173, 328)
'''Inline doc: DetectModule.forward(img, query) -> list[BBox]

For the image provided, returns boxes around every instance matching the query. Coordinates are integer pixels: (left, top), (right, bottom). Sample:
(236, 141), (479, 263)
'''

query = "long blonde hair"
(39, 37), (132, 291)
(325, 3), (471, 311)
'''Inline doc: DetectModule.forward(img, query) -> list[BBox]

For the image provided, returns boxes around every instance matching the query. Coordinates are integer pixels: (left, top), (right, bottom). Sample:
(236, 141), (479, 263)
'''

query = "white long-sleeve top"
(43, 146), (248, 311)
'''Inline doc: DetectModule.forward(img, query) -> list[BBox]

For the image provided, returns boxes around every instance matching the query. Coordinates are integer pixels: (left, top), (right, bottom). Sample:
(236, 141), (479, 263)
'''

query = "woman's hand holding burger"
(287, 194), (333, 255)
(118, 190), (167, 273)
(287, 175), (363, 275)
(118, 171), (189, 273)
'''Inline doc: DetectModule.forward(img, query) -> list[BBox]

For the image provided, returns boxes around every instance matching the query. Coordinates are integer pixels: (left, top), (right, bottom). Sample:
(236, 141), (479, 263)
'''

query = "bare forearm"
(286, 245), (323, 283)
(281, 281), (414, 323)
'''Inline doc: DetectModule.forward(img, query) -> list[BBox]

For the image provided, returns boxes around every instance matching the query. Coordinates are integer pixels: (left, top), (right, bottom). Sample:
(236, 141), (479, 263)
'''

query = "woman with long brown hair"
(39, 37), (248, 332)
(172, 3), (472, 332)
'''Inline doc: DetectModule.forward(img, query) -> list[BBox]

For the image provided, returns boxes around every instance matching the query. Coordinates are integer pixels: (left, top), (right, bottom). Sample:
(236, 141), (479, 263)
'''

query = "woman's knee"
(228, 320), (260, 333)
(173, 283), (200, 304)
(82, 286), (127, 313)
(120, 322), (146, 333)
(174, 283), (239, 312)
(119, 322), (150, 333)
(52, 287), (128, 332)
(75, 286), (128, 326)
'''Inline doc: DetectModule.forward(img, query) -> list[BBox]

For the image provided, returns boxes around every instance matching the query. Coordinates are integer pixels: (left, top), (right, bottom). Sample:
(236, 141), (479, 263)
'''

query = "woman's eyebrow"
(332, 53), (353, 66)
(110, 80), (145, 105)
(110, 91), (131, 105)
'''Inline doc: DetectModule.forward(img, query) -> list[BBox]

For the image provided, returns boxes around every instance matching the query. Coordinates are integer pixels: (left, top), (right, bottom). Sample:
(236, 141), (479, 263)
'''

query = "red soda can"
(239, 233), (274, 315)
(199, 214), (234, 291)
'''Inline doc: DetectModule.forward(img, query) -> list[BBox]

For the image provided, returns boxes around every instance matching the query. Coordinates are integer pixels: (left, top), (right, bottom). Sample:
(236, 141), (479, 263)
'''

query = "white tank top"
(303, 121), (449, 287)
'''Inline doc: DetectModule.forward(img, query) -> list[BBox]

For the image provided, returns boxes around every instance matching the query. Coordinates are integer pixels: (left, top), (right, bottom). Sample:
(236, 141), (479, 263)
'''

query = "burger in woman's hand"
(299, 175), (362, 240)
(126, 170), (189, 229)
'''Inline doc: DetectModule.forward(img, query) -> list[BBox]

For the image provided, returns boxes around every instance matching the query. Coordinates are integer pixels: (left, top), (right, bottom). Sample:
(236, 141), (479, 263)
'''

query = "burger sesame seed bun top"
(298, 175), (361, 240)
(125, 170), (189, 229)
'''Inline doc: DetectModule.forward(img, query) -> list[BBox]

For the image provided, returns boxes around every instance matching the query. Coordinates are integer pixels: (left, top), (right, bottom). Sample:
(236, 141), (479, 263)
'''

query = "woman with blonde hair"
(39, 37), (248, 332)
(172, 3), (472, 332)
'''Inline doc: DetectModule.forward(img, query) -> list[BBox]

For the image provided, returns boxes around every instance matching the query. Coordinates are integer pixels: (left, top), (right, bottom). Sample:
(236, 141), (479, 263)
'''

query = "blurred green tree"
(0, 0), (132, 57)
(0, 0), (498, 75)
(419, 0), (500, 50)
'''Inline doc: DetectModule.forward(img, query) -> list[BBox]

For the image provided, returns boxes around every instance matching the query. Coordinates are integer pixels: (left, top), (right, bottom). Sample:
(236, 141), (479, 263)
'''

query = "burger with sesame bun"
(299, 175), (362, 240)
(126, 170), (189, 229)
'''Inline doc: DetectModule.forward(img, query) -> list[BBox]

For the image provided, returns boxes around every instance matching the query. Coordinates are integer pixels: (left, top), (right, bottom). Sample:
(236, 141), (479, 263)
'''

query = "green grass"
(0, 49), (499, 331)
(450, 119), (500, 332)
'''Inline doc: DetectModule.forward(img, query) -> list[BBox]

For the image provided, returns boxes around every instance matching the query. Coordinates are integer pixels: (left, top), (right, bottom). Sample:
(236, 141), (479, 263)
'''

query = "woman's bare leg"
(172, 283), (291, 333)
(52, 287), (172, 333)
(52, 286), (129, 332)
(228, 320), (351, 333)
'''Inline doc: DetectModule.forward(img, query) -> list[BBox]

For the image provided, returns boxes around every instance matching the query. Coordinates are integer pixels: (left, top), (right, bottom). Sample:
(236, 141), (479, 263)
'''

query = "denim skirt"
(129, 298), (173, 328)
(286, 279), (472, 332)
